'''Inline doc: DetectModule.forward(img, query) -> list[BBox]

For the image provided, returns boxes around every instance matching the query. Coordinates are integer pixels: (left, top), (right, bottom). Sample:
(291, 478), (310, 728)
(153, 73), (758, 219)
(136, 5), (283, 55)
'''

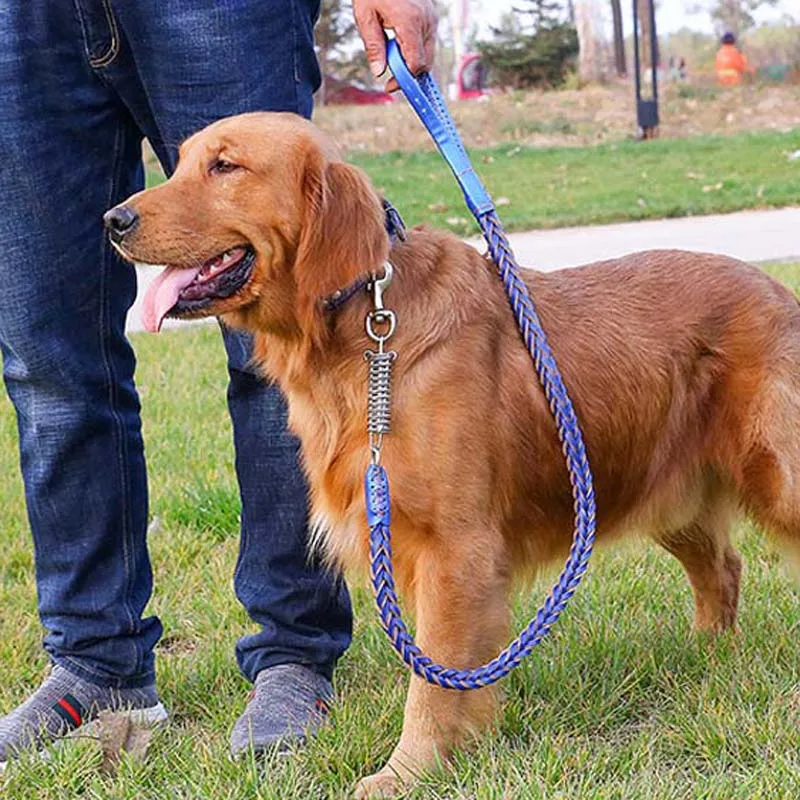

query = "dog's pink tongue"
(142, 267), (202, 333)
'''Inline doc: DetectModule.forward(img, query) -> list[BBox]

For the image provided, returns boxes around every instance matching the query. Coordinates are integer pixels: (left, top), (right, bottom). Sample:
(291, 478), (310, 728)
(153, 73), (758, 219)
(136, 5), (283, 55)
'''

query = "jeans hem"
(52, 654), (156, 690)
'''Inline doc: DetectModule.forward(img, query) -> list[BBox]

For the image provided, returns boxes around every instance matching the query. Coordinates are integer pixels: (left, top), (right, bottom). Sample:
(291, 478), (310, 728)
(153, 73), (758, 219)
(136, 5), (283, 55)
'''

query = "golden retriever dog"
(106, 112), (800, 797)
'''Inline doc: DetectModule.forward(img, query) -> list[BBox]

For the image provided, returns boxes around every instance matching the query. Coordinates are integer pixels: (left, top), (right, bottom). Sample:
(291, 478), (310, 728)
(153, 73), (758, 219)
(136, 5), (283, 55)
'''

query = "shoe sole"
(0, 702), (168, 773)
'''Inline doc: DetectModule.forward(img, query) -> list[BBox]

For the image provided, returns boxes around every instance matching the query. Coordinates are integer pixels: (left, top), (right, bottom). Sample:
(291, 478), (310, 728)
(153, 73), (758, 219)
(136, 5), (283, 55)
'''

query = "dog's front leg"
(354, 533), (510, 798)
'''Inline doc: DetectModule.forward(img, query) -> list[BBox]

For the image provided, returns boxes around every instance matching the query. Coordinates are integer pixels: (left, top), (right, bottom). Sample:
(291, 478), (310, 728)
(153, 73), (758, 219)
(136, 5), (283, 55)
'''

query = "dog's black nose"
(103, 205), (139, 239)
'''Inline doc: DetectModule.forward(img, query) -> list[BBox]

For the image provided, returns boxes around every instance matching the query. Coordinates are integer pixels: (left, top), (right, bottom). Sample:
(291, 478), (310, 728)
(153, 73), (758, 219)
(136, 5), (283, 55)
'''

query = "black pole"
(649, 0), (658, 110)
(633, 0), (641, 101)
(633, 0), (659, 139)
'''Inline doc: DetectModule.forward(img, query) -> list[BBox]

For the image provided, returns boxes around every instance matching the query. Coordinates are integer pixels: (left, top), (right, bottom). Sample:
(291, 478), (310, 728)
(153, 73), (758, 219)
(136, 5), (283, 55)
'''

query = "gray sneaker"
(0, 664), (167, 771)
(229, 663), (332, 756)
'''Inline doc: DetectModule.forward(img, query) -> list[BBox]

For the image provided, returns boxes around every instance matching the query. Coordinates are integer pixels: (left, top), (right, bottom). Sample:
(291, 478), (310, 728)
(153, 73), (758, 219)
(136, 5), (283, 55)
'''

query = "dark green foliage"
(478, 21), (579, 89)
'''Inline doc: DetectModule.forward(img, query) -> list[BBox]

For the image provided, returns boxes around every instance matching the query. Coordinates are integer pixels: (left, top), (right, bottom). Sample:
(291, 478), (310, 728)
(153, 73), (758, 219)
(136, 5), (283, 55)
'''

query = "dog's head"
(106, 112), (389, 335)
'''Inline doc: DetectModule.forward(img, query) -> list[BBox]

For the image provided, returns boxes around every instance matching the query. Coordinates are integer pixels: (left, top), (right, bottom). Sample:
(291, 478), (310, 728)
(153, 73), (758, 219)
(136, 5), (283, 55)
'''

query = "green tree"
(692, 0), (780, 37)
(478, 7), (578, 89)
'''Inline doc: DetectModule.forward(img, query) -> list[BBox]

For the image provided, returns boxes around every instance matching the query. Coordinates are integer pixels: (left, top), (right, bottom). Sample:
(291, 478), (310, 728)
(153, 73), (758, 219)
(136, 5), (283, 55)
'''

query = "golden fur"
(113, 112), (800, 797)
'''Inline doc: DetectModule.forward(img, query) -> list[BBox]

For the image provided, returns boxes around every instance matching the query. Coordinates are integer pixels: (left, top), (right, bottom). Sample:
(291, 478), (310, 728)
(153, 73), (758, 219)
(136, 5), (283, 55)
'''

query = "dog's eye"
(209, 158), (240, 175)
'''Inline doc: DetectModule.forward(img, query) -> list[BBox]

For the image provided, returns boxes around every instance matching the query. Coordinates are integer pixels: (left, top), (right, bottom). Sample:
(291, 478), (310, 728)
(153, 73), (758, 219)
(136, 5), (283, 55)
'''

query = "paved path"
(489, 206), (800, 272)
(129, 206), (800, 333)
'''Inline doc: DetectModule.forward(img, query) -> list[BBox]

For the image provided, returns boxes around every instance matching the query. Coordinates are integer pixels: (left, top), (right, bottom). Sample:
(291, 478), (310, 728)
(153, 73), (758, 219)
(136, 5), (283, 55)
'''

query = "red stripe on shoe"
(315, 698), (329, 715)
(57, 698), (82, 726)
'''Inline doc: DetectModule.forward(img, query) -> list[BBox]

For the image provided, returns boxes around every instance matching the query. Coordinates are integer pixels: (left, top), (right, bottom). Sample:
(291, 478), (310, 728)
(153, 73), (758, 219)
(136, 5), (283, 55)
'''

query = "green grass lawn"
(353, 131), (800, 235)
(1, 263), (799, 799)
(146, 130), (800, 236)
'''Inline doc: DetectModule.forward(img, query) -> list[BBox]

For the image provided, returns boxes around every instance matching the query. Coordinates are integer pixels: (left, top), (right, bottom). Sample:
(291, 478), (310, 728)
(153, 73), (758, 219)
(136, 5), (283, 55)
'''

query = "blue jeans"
(0, 0), (351, 688)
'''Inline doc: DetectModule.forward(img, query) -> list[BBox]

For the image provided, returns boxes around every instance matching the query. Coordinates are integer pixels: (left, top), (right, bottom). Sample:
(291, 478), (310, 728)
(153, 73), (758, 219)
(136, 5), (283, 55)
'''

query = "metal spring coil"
(366, 349), (397, 435)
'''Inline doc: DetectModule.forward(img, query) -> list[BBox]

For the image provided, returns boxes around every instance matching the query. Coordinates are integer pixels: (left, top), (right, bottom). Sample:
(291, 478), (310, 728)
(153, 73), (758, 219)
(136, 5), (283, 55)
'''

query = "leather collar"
(320, 198), (405, 314)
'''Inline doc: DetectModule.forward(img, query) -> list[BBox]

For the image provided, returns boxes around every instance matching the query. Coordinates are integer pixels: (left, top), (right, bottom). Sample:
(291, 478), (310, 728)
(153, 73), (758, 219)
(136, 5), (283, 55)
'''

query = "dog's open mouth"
(142, 245), (255, 332)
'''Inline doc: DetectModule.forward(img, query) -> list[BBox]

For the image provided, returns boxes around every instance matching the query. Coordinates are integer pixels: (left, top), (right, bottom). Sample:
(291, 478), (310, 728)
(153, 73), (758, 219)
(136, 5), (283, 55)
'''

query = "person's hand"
(352, 0), (437, 90)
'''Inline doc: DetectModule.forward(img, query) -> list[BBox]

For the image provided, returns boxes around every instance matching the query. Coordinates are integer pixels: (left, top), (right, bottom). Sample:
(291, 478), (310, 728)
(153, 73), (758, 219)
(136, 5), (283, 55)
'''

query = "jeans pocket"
(73, 0), (121, 68)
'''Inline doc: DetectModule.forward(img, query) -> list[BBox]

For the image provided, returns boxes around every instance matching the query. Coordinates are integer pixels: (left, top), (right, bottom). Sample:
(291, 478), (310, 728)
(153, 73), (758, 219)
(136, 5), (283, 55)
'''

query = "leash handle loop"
(385, 39), (495, 218)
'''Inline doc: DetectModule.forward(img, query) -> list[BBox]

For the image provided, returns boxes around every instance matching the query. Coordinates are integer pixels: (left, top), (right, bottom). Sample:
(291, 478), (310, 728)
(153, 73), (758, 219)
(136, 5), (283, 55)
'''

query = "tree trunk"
(610, 0), (626, 76)
(450, 0), (465, 85)
(318, 51), (328, 106)
(721, 0), (743, 37)
(575, 0), (605, 83)
(636, 0), (652, 75)
(567, 0), (576, 24)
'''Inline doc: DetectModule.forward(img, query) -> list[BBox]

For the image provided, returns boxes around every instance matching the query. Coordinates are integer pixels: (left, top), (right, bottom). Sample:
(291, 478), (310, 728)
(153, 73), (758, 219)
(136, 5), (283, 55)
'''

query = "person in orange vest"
(715, 32), (751, 86)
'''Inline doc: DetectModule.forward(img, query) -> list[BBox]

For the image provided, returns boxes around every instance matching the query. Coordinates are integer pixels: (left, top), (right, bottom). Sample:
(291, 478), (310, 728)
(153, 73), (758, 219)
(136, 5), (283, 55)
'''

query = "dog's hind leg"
(656, 493), (743, 633)
(739, 369), (800, 549)
(353, 530), (511, 799)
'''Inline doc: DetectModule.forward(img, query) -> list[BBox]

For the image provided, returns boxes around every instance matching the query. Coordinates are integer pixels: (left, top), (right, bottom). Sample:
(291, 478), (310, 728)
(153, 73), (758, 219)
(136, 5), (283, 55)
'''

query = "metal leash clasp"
(366, 261), (396, 350)
(365, 261), (397, 465)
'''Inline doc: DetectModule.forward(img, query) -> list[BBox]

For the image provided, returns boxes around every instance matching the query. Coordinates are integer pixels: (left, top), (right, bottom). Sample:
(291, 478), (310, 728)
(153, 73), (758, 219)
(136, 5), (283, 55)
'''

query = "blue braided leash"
(365, 40), (597, 690)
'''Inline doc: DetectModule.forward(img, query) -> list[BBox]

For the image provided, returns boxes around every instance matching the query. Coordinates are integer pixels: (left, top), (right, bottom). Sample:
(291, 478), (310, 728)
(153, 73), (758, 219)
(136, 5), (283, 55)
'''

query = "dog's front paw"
(352, 768), (409, 799)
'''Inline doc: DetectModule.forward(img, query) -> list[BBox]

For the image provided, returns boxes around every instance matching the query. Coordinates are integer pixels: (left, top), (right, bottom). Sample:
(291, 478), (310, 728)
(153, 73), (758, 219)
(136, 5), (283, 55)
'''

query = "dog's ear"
(295, 151), (389, 325)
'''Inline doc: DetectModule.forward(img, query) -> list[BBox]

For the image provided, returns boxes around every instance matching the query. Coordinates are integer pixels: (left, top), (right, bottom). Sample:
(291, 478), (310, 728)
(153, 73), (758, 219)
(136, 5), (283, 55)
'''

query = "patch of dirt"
(314, 82), (800, 155)
(156, 634), (200, 656)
